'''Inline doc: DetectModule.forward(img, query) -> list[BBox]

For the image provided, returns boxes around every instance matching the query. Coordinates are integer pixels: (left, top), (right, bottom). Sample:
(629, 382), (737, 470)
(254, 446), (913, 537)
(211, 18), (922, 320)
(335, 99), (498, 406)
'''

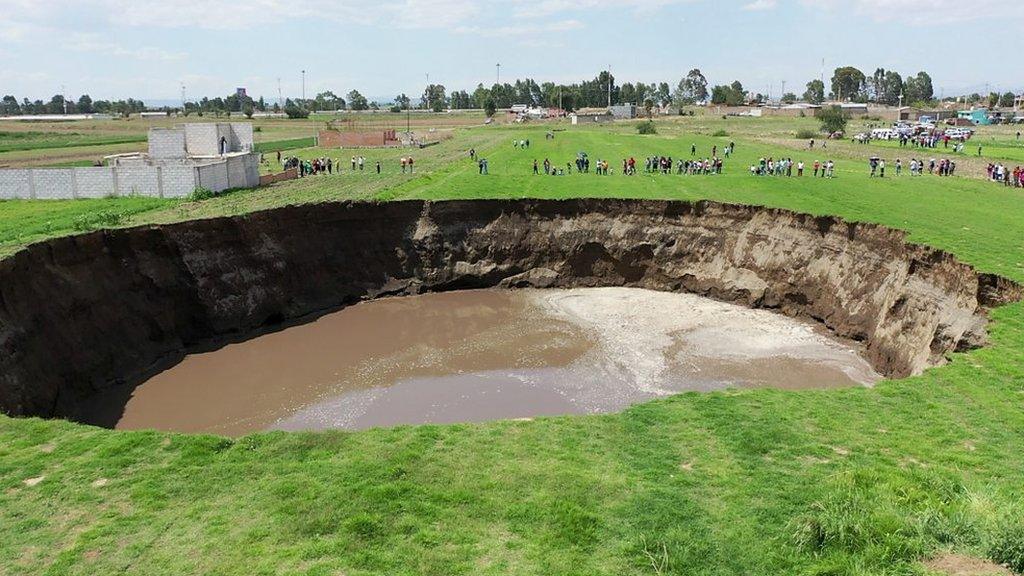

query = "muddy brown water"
(112, 288), (881, 435)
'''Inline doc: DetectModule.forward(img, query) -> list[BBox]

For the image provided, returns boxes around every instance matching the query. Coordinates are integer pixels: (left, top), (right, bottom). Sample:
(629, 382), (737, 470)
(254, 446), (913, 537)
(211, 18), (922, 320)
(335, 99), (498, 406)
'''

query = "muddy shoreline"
(0, 199), (1020, 421)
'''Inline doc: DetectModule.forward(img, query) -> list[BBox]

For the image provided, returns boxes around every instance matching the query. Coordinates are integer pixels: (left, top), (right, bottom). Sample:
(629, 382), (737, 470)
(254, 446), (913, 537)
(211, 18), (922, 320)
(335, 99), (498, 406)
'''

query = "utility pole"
(301, 70), (306, 104)
(426, 73), (430, 109)
(181, 83), (186, 112)
(277, 78), (283, 109)
(781, 81), (786, 103)
(496, 63), (501, 85)
(61, 84), (68, 114)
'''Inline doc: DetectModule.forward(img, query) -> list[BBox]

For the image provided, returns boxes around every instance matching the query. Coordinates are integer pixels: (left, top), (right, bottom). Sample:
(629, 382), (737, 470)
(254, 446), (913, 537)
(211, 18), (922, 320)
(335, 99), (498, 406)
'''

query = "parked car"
(944, 127), (974, 140)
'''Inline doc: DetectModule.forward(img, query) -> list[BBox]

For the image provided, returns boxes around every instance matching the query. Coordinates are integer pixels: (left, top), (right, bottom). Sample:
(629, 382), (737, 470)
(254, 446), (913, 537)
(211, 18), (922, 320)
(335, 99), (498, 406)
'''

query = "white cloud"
(455, 19), (584, 38)
(799, 0), (1024, 23)
(742, 0), (777, 10)
(67, 33), (187, 61)
(511, 0), (696, 19)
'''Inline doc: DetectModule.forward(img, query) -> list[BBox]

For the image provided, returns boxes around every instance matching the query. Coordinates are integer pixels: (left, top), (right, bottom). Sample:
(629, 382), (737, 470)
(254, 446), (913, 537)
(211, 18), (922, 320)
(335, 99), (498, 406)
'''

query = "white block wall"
(196, 162), (229, 192)
(149, 128), (187, 159)
(117, 166), (161, 197)
(185, 124), (219, 156)
(0, 170), (31, 199)
(32, 170), (76, 200)
(161, 166), (199, 198)
(74, 168), (116, 199)
(230, 123), (255, 151)
(0, 151), (260, 200)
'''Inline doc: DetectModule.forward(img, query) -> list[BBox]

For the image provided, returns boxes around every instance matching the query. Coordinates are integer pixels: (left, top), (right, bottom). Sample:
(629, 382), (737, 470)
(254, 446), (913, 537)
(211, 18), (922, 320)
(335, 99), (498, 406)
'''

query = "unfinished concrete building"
(0, 123), (261, 200)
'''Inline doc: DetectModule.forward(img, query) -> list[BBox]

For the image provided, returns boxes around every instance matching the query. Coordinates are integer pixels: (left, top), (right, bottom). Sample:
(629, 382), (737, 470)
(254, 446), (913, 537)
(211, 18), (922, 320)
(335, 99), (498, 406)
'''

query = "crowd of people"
(529, 151), (726, 177)
(274, 151), (414, 178)
(750, 157), (834, 178)
(988, 163), (1024, 187)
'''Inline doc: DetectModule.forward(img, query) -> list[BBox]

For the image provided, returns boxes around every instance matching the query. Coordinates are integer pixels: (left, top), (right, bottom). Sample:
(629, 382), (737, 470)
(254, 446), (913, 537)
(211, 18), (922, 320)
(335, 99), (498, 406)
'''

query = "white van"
(870, 128), (898, 140)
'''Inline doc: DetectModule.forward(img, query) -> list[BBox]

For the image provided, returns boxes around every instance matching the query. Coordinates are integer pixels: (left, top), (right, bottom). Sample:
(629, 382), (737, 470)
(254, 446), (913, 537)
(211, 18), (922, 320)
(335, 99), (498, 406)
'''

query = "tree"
(781, 93), (797, 104)
(674, 69), (708, 107)
(347, 90), (369, 111)
(619, 83), (637, 105)
(420, 84), (447, 110)
(643, 97), (655, 119)
(830, 67), (866, 102)
(484, 97), (496, 118)
(999, 91), (1016, 108)
(243, 102), (254, 119)
(76, 94), (93, 114)
(710, 82), (745, 106)
(803, 80), (825, 104)
(395, 94), (411, 110)
(284, 104), (309, 119)
(1, 95), (20, 115)
(314, 91), (345, 111)
(881, 70), (904, 106)
(818, 105), (847, 134)
(988, 92), (1000, 108)
(656, 82), (671, 106)
(903, 71), (933, 104)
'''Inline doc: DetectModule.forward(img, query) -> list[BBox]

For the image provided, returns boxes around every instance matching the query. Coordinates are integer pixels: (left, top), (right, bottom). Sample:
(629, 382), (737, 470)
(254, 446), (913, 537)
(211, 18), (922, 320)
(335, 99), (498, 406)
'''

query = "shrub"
(712, 129), (729, 137)
(636, 120), (657, 135)
(284, 105), (309, 119)
(796, 129), (818, 139)
(818, 106), (848, 134)
(389, 106), (402, 113)
(71, 210), (126, 231)
(253, 126), (262, 133)
(989, 523), (1024, 573)
(188, 187), (216, 202)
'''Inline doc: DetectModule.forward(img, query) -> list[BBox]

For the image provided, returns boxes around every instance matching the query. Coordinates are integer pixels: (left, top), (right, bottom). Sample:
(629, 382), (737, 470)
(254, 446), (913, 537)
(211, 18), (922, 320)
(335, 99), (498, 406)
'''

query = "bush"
(636, 120), (657, 135)
(254, 126), (262, 133)
(712, 129), (729, 137)
(72, 210), (126, 231)
(796, 129), (818, 139)
(818, 106), (848, 134)
(284, 105), (309, 119)
(389, 106), (402, 113)
(989, 523), (1024, 573)
(188, 187), (216, 202)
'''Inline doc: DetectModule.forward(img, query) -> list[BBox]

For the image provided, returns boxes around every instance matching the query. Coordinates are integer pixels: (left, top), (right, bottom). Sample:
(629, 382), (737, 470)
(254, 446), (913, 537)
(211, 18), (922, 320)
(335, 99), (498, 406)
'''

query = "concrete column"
(157, 166), (164, 198)
(28, 170), (36, 200)
(112, 167), (120, 198)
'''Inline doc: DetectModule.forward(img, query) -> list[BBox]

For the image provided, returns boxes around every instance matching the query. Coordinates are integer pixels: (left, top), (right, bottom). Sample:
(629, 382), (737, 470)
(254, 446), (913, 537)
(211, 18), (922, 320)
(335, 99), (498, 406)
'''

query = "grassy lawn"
(2, 122), (1024, 575)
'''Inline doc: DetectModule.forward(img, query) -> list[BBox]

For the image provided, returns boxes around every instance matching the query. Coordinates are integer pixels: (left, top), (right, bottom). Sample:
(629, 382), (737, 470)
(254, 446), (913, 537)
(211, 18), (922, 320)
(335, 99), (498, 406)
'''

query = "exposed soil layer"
(0, 199), (1020, 420)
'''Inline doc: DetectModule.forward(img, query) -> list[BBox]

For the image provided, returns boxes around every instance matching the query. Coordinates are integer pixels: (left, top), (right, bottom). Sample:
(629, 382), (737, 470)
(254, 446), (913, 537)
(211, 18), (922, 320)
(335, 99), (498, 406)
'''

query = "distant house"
(570, 108), (613, 125)
(609, 104), (637, 119)
(958, 108), (990, 125)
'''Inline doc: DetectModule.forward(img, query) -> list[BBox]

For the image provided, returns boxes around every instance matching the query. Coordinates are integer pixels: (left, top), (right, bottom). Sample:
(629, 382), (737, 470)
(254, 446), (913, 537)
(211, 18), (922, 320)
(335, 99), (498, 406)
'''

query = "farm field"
(2, 118), (1024, 575)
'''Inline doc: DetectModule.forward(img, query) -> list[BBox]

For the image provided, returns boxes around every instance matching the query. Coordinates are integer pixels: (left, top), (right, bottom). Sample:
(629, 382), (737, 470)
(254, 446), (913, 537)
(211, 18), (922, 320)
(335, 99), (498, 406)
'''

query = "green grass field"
(2, 120), (1024, 575)
(0, 131), (148, 154)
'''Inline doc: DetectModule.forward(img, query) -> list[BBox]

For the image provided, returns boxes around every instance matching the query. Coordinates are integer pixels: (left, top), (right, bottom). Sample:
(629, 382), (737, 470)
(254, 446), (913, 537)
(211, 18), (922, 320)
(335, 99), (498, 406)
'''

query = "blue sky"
(1, 0), (1021, 103)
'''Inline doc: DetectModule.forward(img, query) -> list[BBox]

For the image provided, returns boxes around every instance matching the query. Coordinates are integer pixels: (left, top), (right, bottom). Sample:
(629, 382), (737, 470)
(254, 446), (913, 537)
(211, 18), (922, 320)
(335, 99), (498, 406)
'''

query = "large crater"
(0, 199), (1020, 421)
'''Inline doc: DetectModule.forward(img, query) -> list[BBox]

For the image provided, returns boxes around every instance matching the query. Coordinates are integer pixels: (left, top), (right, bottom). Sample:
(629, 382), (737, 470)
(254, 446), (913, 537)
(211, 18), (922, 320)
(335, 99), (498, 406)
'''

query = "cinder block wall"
(185, 124), (220, 156)
(149, 128), (187, 159)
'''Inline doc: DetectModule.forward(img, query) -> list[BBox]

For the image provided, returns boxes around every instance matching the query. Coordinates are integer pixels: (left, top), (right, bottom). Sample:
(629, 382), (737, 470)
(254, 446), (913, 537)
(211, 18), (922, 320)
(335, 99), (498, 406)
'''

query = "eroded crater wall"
(0, 199), (1019, 418)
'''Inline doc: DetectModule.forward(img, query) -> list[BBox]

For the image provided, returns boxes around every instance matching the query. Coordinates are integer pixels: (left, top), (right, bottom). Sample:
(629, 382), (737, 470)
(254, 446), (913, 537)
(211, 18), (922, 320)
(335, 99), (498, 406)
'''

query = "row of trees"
(0, 94), (146, 116)
(3, 69), (1016, 119)
(826, 67), (934, 105)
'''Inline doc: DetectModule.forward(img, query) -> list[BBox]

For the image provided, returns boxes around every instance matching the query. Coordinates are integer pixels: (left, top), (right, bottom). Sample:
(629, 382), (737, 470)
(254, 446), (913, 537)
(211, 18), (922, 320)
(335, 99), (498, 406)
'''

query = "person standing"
(351, 156), (356, 171)
(797, 160), (804, 177)
(533, 159), (539, 175)
(879, 159), (886, 178)
(376, 160), (381, 174)
(408, 157), (414, 173)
